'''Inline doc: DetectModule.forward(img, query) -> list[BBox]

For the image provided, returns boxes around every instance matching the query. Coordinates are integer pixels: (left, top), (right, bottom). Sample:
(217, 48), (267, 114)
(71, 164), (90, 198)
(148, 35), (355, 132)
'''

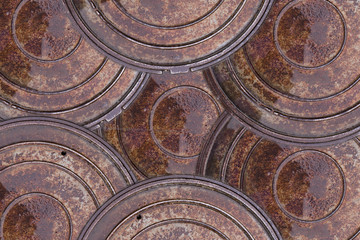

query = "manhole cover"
(0, 117), (135, 239)
(0, 0), (147, 128)
(79, 176), (281, 239)
(65, 0), (273, 73)
(102, 71), (223, 179)
(207, 0), (360, 145)
(198, 112), (360, 239)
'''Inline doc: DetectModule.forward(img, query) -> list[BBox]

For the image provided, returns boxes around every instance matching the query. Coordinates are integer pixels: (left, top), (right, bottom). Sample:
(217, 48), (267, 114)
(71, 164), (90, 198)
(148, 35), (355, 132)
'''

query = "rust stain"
(0, 0), (144, 127)
(0, 119), (135, 239)
(102, 71), (223, 177)
(65, 0), (273, 72)
(201, 114), (360, 239)
(78, 177), (281, 239)
(209, 0), (360, 144)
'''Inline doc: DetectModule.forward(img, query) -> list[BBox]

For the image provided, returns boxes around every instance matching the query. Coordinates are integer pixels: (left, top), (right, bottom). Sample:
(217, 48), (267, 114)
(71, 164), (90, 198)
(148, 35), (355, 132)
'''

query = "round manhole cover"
(0, 0), (147, 128)
(79, 175), (281, 239)
(65, 0), (273, 73)
(208, 0), (360, 145)
(0, 117), (135, 239)
(198, 112), (360, 239)
(102, 72), (223, 178)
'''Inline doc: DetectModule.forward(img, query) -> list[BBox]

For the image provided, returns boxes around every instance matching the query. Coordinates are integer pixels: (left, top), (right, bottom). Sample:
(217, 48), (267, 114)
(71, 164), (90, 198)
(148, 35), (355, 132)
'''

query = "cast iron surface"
(198, 112), (360, 240)
(0, 117), (136, 239)
(208, 0), (360, 145)
(65, 0), (273, 74)
(102, 71), (224, 179)
(0, 0), (147, 128)
(79, 175), (282, 240)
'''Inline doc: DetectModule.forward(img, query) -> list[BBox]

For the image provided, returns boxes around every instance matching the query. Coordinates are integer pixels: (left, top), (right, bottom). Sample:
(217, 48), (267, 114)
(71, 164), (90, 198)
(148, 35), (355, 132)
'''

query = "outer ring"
(78, 175), (282, 239)
(0, 116), (137, 185)
(64, 0), (274, 74)
(205, 68), (360, 146)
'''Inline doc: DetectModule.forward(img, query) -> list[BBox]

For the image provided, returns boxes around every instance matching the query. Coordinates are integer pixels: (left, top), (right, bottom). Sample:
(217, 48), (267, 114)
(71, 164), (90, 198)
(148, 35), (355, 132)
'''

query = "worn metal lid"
(65, 0), (273, 74)
(79, 175), (281, 239)
(198, 112), (360, 239)
(101, 71), (223, 179)
(0, 0), (147, 128)
(208, 0), (360, 145)
(0, 117), (135, 239)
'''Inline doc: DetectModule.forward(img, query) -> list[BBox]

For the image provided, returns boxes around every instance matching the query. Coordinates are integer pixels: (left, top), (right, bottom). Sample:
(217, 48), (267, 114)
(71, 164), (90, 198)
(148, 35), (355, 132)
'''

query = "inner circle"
(150, 87), (219, 158)
(13, 0), (81, 61)
(274, 150), (344, 222)
(115, 0), (222, 28)
(2, 194), (71, 240)
(275, 0), (345, 68)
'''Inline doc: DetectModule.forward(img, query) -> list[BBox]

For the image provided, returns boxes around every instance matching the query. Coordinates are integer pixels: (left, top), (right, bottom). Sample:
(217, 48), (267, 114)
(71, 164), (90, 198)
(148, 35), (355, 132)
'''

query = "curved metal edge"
(204, 68), (360, 147)
(0, 116), (137, 185)
(64, 0), (275, 74)
(86, 72), (150, 129)
(197, 111), (232, 176)
(78, 175), (283, 240)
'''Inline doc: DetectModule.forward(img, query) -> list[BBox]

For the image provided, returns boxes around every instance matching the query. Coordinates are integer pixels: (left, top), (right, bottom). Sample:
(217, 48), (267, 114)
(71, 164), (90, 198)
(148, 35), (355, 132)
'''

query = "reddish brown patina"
(79, 176), (281, 239)
(0, 118), (135, 239)
(0, 0), (147, 128)
(207, 0), (360, 145)
(198, 112), (360, 239)
(64, 0), (273, 73)
(102, 71), (224, 179)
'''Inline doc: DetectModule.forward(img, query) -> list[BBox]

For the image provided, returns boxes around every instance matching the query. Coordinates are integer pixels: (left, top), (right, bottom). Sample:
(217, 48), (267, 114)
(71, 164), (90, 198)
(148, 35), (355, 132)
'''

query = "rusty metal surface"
(102, 71), (224, 179)
(1, 0), (360, 239)
(79, 175), (282, 239)
(198, 112), (360, 239)
(0, 117), (135, 239)
(208, 0), (360, 145)
(0, 0), (147, 128)
(64, 0), (273, 74)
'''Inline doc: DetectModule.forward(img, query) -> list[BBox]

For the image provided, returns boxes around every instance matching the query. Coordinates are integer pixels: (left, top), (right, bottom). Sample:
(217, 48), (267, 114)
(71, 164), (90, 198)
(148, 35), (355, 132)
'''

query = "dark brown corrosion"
(208, 0), (360, 145)
(102, 71), (223, 179)
(0, 0), (146, 128)
(79, 176), (281, 239)
(198, 112), (360, 239)
(65, 0), (273, 73)
(0, 117), (135, 239)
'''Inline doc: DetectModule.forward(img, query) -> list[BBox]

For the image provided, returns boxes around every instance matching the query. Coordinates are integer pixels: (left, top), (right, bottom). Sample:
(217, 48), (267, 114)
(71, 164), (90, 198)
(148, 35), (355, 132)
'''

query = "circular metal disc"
(208, 0), (360, 145)
(65, 0), (273, 74)
(79, 175), (281, 239)
(0, 117), (136, 239)
(198, 112), (360, 239)
(102, 71), (223, 179)
(0, 0), (147, 128)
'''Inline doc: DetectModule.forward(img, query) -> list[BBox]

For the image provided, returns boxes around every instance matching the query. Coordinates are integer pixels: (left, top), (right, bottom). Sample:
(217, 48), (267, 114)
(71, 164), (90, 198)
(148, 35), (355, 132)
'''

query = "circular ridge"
(79, 175), (282, 240)
(0, 117), (136, 239)
(273, 0), (346, 69)
(65, 0), (274, 73)
(0, 0), (148, 127)
(198, 112), (360, 239)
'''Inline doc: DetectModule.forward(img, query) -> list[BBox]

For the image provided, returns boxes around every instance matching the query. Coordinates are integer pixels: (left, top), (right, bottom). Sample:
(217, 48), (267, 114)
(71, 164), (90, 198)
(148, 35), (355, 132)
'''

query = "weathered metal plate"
(198, 112), (360, 239)
(208, 0), (360, 145)
(101, 71), (224, 179)
(65, 0), (273, 74)
(79, 175), (281, 239)
(0, 117), (135, 239)
(0, 0), (147, 128)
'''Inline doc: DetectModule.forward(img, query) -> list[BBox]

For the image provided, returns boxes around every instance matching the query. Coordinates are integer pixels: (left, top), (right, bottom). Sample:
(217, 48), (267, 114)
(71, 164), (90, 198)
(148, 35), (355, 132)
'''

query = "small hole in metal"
(61, 151), (67, 156)
(137, 215), (142, 220)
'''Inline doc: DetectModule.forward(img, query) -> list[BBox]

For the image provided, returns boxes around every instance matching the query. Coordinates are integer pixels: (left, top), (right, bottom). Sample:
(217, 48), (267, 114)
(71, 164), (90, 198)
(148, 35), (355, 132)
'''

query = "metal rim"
(0, 116), (137, 184)
(79, 175), (282, 239)
(205, 68), (360, 146)
(64, 0), (274, 74)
